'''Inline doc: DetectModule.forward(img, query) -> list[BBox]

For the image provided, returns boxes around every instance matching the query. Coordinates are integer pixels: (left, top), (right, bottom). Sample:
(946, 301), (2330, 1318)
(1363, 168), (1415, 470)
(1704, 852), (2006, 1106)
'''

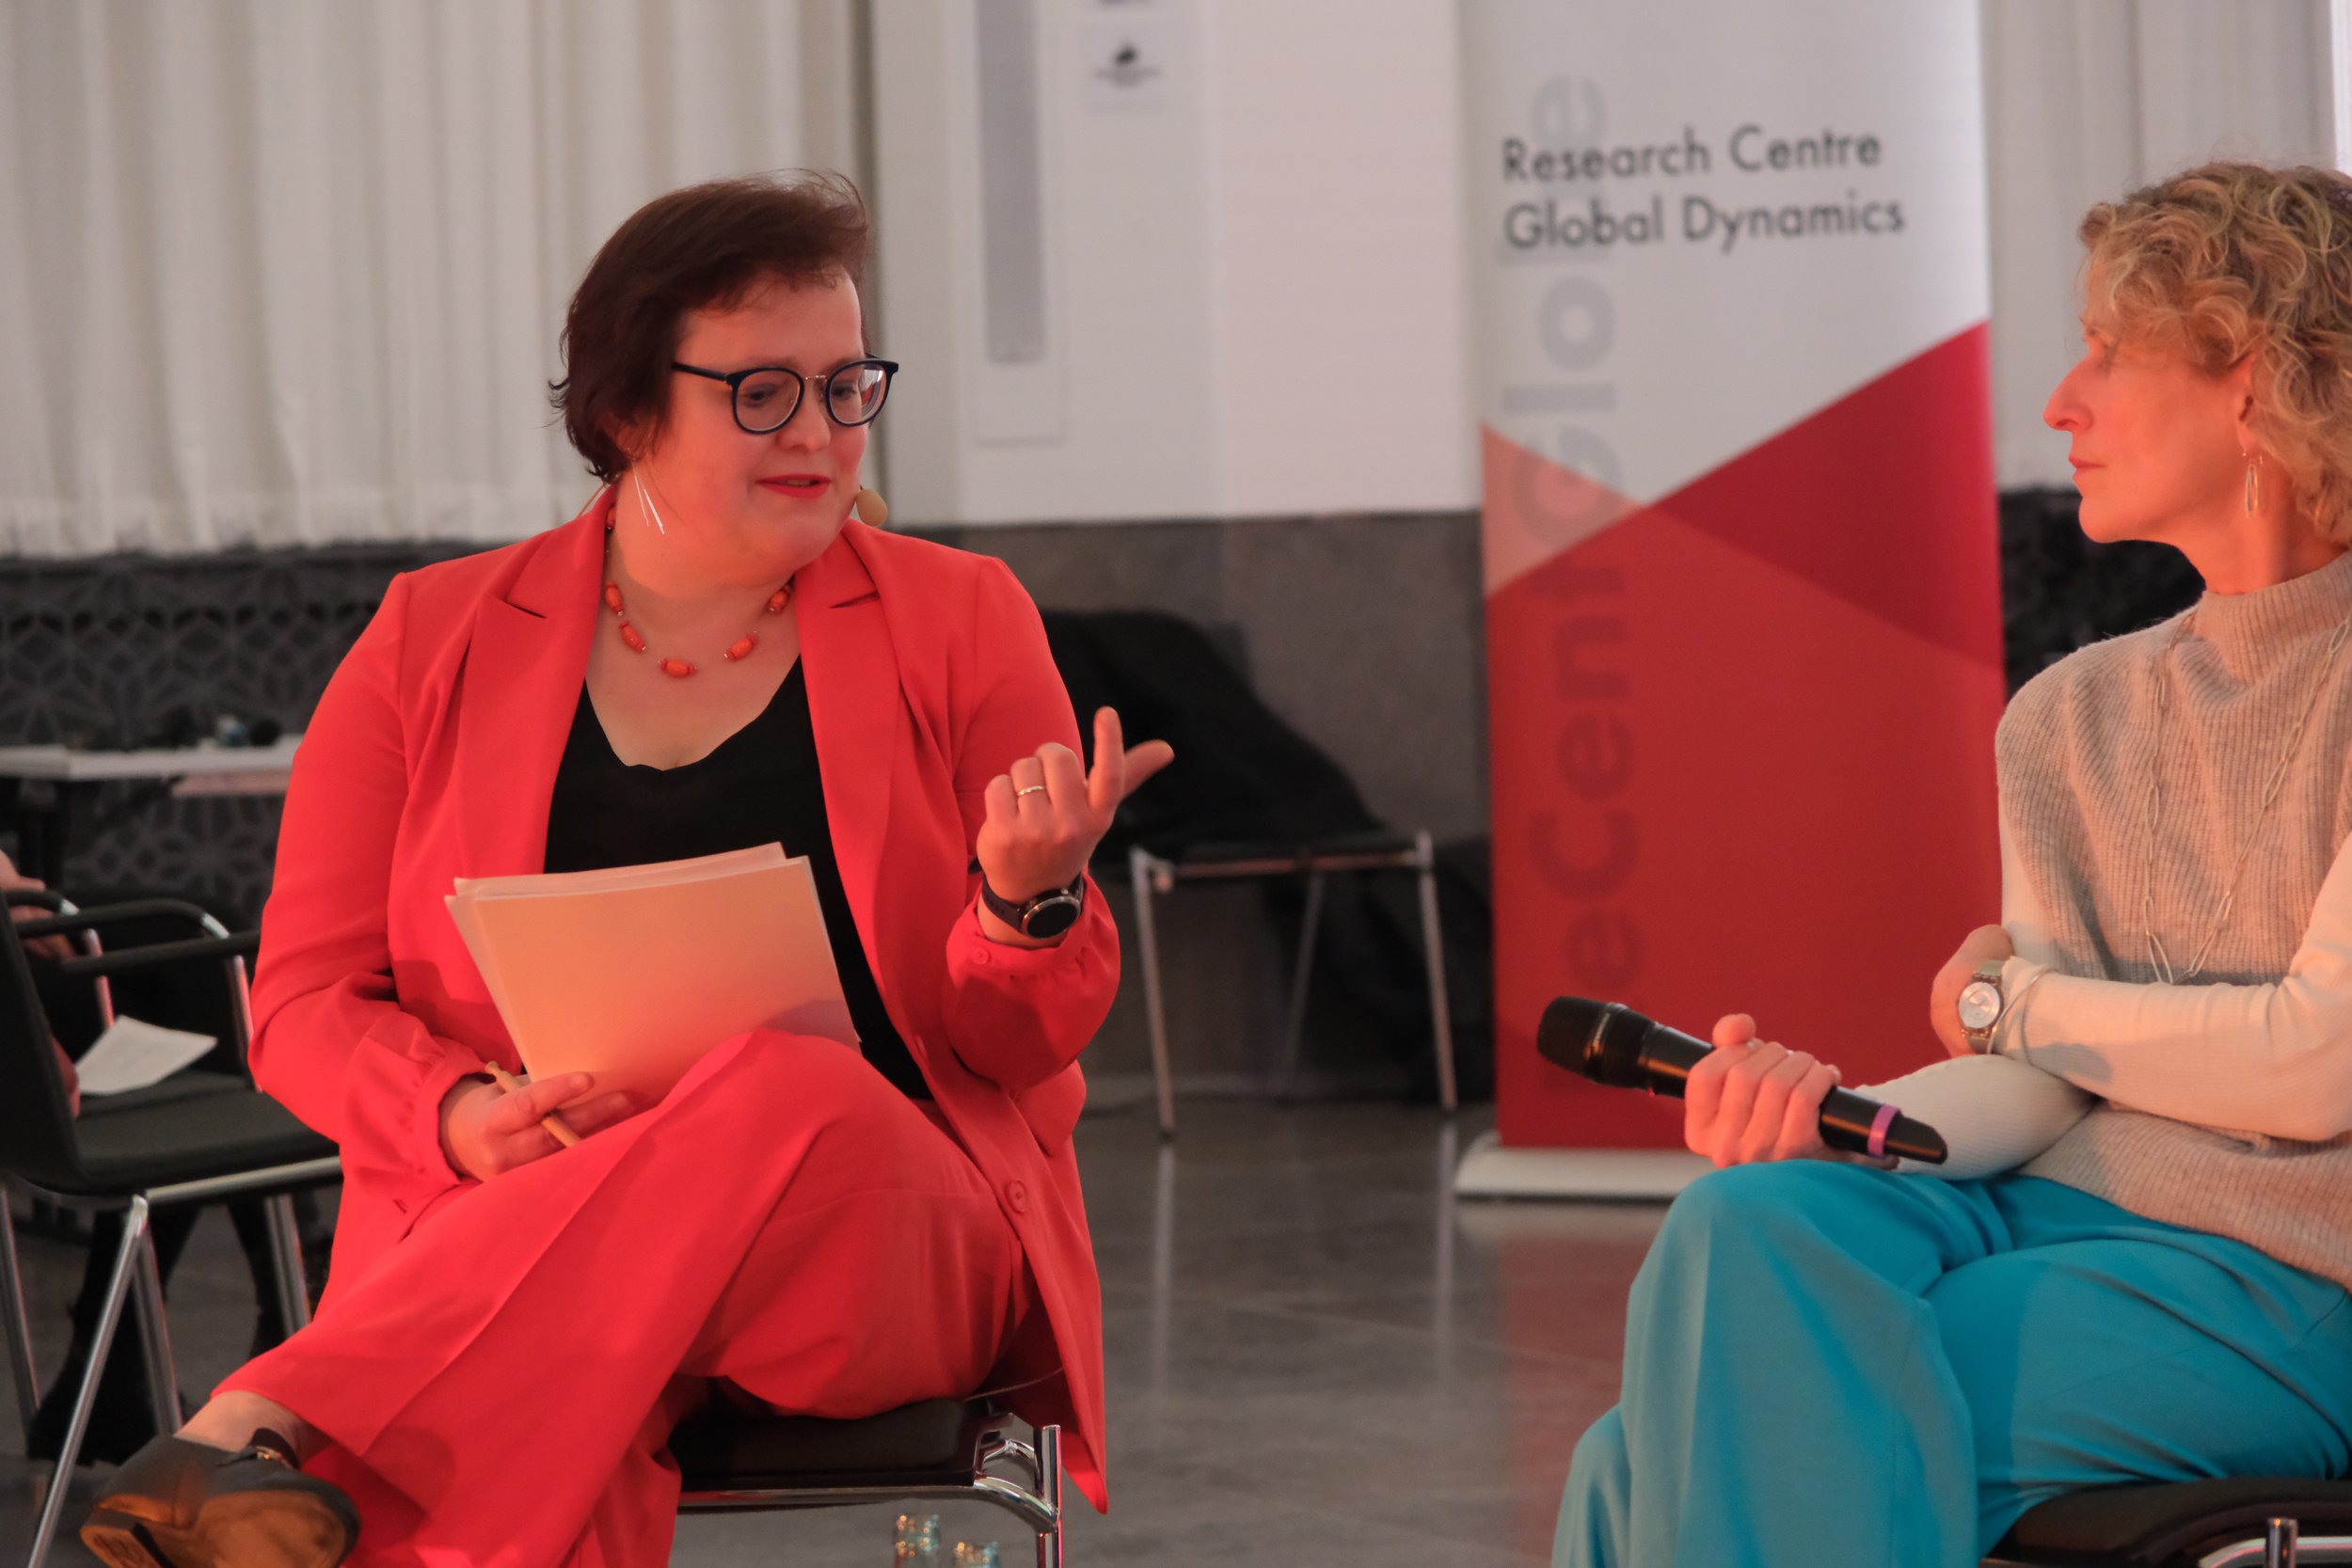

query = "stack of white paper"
(446, 843), (856, 1104)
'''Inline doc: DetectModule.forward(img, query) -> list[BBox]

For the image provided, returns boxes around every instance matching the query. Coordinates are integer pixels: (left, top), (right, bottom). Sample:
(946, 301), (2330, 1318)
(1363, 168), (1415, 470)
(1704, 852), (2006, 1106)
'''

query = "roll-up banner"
(1456, 0), (2005, 1196)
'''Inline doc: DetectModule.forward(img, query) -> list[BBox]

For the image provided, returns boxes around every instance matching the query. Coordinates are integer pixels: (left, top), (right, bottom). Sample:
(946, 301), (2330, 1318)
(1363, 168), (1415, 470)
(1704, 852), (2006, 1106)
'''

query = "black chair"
(674, 1397), (1064, 1566)
(1041, 608), (1459, 1135)
(1983, 1478), (2352, 1566)
(0, 893), (339, 1568)
(1126, 832), (1457, 1134)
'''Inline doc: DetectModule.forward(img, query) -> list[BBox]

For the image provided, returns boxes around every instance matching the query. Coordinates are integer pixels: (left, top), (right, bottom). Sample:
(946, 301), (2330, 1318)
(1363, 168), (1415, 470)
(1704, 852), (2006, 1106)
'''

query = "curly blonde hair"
(2081, 161), (2352, 544)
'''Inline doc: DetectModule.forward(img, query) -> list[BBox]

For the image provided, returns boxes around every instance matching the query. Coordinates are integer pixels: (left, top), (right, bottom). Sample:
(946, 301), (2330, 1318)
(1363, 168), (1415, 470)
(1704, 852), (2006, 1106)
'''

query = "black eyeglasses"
(671, 357), (900, 435)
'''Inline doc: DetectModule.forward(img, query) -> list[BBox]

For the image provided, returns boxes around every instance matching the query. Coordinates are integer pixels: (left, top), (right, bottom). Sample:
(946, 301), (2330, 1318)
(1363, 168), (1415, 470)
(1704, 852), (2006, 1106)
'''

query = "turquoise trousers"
(1556, 1164), (2352, 1568)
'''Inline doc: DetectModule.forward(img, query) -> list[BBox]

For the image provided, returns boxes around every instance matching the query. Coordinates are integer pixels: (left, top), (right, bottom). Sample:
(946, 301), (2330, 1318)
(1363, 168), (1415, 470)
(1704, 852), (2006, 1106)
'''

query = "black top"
(541, 665), (928, 1099)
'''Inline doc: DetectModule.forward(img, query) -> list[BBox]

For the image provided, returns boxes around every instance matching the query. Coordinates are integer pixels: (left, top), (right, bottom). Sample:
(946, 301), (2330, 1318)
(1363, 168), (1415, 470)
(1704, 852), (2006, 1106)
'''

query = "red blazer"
(250, 491), (1116, 1507)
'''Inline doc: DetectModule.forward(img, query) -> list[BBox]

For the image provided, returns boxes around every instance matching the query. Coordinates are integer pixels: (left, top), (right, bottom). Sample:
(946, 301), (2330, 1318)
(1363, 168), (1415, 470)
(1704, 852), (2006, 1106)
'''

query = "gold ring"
(1017, 784), (1048, 798)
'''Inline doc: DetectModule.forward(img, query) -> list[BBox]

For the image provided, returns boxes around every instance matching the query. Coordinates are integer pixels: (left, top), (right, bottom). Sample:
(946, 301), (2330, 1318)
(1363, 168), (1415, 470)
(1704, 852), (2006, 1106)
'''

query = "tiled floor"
(0, 1103), (1664, 1565)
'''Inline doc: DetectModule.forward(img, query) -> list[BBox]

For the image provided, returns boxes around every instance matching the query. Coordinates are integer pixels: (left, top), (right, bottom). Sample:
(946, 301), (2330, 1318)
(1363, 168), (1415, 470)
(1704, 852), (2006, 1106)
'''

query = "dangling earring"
(631, 468), (668, 536)
(853, 487), (889, 529)
(2245, 451), (2262, 516)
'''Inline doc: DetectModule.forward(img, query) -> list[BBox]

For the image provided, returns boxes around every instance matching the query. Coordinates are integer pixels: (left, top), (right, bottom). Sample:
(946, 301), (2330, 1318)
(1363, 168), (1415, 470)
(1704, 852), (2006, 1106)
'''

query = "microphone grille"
(1536, 995), (1658, 1088)
(1536, 996), (1620, 1084)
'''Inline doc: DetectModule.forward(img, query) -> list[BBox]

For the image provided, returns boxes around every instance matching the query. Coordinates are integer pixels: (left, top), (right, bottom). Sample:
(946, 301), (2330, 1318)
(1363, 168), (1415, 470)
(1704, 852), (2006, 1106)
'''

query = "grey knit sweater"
(1994, 548), (2352, 1289)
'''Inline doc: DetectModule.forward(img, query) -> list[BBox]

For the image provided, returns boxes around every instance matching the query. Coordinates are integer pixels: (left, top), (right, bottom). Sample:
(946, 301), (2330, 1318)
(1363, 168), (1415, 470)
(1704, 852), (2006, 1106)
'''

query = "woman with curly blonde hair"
(1556, 161), (2352, 1567)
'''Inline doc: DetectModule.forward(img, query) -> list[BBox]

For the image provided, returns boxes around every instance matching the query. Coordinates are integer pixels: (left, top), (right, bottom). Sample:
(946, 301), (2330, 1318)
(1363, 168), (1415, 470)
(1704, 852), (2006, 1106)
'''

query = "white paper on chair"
(73, 1015), (218, 1096)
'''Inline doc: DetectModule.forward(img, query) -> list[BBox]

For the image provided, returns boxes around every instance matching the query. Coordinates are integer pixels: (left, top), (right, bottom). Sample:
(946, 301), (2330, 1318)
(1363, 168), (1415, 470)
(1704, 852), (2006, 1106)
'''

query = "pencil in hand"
(482, 1062), (582, 1148)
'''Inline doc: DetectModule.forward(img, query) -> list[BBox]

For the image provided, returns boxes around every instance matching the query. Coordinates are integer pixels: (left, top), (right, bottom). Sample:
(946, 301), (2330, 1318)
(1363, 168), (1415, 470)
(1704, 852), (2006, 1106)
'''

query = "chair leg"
(263, 1193), (311, 1333)
(1413, 832), (1458, 1114)
(1150, 1141), (1176, 1392)
(27, 1196), (149, 1568)
(2267, 1515), (2298, 1568)
(1034, 1422), (1063, 1568)
(128, 1219), (181, 1434)
(1, 1197), (40, 1449)
(226, 953), (258, 1070)
(65, 906), (116, 1034)
(1275, 868), (1327, 1102)
(1129, 846), (1176, 1138)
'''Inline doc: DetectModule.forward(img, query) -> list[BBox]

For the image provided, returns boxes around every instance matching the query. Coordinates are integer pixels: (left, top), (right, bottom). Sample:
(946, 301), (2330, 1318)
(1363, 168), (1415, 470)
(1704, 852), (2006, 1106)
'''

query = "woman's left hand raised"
(977, 707), (1174, 943)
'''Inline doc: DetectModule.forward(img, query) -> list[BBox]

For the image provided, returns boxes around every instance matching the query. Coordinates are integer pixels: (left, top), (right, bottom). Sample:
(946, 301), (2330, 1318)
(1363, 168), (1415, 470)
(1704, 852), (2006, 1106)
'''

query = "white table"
(0, 737), (303, 885)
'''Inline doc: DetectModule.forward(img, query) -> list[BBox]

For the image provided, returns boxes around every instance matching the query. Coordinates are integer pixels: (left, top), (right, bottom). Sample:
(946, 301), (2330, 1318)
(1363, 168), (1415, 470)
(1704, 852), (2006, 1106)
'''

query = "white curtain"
(1983, 0), (2335, 490)
(0, 0), (851, 556)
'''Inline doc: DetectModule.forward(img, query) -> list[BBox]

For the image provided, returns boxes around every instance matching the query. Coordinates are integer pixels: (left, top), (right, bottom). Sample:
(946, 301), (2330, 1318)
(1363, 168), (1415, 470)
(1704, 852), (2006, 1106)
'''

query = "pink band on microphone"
(1867, 1102), (1900, 1159)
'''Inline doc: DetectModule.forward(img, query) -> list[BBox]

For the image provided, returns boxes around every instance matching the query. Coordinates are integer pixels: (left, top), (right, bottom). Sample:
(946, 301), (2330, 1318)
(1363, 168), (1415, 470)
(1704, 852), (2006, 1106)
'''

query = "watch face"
(1957, 980), (2002, 1033)
(1022, 893), (1084, 940)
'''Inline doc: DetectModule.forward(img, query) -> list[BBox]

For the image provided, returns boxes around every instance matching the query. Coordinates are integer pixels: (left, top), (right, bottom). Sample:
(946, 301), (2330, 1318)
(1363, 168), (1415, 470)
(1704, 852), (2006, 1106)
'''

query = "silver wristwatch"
(1956, 961), (2005, 1051)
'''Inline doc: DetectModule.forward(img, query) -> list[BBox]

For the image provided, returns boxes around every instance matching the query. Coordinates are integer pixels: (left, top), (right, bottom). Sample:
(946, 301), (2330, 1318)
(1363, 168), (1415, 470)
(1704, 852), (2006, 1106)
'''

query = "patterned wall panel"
(0, 544), (476, 922)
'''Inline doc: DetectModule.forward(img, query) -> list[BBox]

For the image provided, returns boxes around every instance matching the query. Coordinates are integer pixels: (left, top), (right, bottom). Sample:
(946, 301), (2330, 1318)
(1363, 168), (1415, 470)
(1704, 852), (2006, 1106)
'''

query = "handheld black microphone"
(1537, 996), (1947, 1165)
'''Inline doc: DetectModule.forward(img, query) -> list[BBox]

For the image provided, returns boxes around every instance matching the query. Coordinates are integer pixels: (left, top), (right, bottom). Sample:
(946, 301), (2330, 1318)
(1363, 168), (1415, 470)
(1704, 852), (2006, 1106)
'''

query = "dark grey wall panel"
(931, 511), (1490, 842)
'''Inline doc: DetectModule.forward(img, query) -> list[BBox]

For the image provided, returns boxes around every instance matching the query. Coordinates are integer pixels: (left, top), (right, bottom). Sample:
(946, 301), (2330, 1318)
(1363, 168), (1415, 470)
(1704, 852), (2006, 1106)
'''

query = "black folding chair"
(1040, 607), (1460, 1136)
(0, 892), (339, 1568)
(1984, 1478), (2352, 1566)
(674, 1398), (1064, 1565)
(1126, 831), (1456, 1134)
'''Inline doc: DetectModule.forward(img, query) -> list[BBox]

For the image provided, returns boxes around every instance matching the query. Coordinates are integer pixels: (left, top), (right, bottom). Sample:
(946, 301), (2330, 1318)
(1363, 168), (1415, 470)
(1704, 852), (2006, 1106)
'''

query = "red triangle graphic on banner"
(1481, 324), (2008, 1151)
(1647, 326), (2003, 667)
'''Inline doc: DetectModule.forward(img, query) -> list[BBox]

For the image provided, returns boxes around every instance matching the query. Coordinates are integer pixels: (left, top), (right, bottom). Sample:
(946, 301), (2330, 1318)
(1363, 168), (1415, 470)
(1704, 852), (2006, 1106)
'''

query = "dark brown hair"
(551, 171), (872, 482)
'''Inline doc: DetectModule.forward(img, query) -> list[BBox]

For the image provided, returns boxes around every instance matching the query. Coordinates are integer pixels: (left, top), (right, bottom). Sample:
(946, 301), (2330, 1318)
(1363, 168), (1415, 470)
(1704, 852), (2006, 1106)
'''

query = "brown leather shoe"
(79, 1428), (358, 1568)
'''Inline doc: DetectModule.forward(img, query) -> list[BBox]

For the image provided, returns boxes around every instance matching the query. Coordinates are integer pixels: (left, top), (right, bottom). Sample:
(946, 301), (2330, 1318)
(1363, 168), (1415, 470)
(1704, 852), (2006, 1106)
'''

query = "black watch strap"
(980, 873), (1086, 939)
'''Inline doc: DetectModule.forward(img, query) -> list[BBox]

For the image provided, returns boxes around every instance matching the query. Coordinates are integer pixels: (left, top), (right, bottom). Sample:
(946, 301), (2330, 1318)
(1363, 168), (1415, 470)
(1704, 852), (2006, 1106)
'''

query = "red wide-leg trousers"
(221, 1032), (1031, 1568)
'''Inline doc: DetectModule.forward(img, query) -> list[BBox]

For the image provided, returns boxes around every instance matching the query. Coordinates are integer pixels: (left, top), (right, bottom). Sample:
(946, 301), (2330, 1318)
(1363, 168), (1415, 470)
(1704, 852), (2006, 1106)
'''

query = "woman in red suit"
(81, 173), (1167, 1568)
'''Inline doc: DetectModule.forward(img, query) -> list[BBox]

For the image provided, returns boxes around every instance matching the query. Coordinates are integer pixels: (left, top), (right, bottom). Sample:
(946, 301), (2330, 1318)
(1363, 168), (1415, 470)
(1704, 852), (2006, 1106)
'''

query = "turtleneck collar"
(2187, 547), (2352, 668)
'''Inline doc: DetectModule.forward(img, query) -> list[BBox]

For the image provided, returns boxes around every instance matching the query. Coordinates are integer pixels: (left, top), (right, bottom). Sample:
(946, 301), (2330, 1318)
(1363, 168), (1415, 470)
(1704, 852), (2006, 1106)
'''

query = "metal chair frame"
(677, 1410), (1065, 1567)
(6, 1164), (339, 1568)
(1126, 831), (1456, 1136)
(1984, 1497), (2352, 1566)
(0, 893), (340, 1568)
(1985, 1521), (2349, 1566)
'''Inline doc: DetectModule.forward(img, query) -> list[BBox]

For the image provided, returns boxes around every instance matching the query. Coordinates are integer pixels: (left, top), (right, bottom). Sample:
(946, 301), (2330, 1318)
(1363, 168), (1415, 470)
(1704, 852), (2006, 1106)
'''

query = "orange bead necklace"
(599, 522), (790, 678)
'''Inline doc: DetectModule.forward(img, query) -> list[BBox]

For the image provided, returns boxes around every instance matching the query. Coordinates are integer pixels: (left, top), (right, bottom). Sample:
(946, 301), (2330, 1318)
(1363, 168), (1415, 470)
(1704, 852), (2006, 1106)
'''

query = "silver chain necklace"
(2139, 605), (2352, 984)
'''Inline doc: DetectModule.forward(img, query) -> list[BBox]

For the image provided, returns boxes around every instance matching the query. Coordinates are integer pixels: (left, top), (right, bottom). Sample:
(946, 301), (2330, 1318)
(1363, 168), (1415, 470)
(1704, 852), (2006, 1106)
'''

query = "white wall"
(869, 0), (1476, 526)
(1199, 4), (1475, 515)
